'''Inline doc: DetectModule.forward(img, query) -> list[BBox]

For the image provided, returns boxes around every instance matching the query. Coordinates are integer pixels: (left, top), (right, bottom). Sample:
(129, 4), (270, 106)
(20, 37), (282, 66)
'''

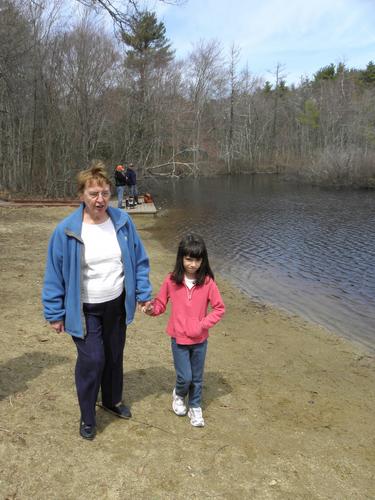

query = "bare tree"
(224, 43), (240, 174)
(186, 39), (225, 175)
(0, 0), (32, 190)
(58, 14), (118, 166)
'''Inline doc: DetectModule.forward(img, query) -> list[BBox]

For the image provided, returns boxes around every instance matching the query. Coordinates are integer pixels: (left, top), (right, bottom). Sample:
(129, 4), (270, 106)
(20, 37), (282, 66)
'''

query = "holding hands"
(138, 300), (154, 315)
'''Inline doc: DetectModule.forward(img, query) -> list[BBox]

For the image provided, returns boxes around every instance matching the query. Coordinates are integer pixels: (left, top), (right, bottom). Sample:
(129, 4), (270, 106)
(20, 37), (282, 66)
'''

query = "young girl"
(144, 234), (225, 427)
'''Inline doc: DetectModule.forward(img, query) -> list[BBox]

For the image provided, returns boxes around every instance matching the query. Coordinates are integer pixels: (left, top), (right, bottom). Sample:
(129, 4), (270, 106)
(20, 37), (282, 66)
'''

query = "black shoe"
(100, 403), (132, 419)
(80, 420), (96, 440)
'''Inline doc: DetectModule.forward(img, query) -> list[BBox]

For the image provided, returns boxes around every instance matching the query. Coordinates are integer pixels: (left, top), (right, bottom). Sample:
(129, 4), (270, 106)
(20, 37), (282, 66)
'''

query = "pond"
(142, 174), (375, 352)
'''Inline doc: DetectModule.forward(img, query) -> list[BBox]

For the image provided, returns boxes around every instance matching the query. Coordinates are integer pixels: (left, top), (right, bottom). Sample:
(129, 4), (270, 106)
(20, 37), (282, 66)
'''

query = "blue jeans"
(171, 338), (207, 408)
(116, 185), (125, 207)
(126, 185), (138, 197)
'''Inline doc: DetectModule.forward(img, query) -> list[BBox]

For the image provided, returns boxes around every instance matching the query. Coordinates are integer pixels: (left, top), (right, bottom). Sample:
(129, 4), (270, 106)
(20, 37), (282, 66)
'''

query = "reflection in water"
(142, 175), (375, 352)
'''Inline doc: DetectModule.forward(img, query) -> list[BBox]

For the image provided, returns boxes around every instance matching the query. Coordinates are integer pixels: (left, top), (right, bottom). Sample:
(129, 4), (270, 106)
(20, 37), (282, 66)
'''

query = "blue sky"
(151, 0), (375, 85)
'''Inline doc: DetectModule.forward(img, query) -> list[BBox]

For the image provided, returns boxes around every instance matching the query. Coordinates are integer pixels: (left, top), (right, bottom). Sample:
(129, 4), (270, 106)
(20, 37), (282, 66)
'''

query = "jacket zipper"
(185, 283), (195, 301)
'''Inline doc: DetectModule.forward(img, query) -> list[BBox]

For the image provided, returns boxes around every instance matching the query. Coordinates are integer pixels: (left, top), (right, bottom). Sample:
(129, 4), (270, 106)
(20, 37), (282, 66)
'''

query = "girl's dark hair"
(171, 233), (214, 286)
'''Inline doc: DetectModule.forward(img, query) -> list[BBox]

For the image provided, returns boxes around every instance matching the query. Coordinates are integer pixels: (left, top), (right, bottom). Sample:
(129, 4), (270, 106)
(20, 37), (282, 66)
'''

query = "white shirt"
(80, 218), (124, 303)
(184, 276), (196, 289)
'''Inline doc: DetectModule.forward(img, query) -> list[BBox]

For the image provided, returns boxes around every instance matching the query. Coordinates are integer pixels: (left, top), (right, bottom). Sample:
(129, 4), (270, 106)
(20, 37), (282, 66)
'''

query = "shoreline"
(223, 282), (375, 356)
(1, 206), (374, 498)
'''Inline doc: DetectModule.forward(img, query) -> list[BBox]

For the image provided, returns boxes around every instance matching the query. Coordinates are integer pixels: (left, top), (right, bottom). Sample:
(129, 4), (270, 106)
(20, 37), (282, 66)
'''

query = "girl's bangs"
(184, 245), (205, 259)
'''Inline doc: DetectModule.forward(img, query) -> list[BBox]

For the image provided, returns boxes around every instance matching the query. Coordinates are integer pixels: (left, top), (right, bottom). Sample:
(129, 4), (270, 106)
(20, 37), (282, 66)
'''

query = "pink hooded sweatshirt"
(151, 274), (225, 345)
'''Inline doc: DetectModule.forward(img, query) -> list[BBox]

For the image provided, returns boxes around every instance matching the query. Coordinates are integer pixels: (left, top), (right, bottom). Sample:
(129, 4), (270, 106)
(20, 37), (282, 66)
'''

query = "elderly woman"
(42, 161), (151, 440)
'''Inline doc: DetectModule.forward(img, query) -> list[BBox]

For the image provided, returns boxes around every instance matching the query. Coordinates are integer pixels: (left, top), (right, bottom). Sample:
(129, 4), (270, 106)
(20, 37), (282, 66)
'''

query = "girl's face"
(183, 255), (202, 279)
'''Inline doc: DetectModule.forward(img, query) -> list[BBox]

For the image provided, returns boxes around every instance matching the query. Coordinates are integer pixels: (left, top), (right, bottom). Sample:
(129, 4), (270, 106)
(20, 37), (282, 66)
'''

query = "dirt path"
(0, 207), (374, 499)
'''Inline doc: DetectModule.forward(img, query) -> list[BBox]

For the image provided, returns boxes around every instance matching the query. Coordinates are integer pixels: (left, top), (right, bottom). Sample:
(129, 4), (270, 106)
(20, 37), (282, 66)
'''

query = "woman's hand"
(50, 320), (65, 333)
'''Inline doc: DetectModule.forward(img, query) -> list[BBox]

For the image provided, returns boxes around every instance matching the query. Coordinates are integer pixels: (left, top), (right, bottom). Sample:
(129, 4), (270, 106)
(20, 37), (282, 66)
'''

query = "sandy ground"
(0, 206), (374, 500)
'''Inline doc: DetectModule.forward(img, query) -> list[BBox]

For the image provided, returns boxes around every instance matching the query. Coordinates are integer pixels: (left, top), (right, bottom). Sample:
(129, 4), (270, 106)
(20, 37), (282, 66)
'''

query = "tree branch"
(75, 0), (186, 31)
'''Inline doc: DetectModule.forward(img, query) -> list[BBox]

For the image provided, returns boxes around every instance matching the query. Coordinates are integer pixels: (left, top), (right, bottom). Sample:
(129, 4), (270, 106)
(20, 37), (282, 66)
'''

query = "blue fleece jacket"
(42, 204), (152, 338)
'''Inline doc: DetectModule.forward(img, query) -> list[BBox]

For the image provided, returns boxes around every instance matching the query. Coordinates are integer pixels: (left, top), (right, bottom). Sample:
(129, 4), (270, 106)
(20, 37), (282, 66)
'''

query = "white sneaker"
(172, 388), (187, 416)
(188, 407), (205, 427)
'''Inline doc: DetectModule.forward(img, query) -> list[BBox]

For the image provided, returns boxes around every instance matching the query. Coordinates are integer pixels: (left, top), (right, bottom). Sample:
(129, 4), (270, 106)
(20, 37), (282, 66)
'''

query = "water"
(142, 175), (375, 352)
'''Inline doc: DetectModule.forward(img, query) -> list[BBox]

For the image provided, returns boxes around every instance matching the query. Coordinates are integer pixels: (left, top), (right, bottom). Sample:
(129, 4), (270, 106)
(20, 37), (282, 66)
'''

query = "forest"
(1, 0), (375, 197)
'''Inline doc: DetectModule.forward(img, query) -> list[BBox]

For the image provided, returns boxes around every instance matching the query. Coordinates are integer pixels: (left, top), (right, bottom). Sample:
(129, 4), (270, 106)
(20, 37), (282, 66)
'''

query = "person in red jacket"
(144, 234), (225, 427)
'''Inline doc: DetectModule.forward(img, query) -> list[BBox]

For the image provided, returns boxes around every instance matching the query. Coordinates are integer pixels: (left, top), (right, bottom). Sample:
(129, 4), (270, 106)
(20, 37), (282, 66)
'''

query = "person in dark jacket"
(125, 163), (138, 205)
(42, 160), (152, 440)
(114, 164), (127, 208)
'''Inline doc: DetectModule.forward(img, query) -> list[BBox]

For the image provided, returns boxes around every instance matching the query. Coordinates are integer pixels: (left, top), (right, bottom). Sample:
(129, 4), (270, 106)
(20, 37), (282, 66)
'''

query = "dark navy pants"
(73, 292), (126, 426)
(171, 338), (207, 408)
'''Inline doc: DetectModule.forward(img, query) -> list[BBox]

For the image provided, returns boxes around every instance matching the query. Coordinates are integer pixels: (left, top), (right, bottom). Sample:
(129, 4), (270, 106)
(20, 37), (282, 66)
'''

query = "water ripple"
(146, 175), (375, 351)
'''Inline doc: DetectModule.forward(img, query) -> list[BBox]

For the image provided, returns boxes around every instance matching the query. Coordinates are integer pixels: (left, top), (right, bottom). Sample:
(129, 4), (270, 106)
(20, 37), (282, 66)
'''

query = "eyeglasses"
(87, 191), (111, 199)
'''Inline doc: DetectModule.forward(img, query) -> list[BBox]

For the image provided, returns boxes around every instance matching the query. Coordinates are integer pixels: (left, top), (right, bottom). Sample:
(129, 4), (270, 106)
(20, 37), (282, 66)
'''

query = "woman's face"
(80, 180), (111, 222)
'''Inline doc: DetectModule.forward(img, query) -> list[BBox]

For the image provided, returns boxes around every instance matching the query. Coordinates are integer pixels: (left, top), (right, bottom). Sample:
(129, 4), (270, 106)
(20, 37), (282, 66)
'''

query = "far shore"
(0, 206), (374, 499)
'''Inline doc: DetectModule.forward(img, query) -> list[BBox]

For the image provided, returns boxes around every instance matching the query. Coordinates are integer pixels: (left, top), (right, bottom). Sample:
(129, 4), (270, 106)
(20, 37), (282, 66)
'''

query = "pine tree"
(121, 10), (174, 162)
(361, 61), (375, 85)
(123, 11), (173, 76)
